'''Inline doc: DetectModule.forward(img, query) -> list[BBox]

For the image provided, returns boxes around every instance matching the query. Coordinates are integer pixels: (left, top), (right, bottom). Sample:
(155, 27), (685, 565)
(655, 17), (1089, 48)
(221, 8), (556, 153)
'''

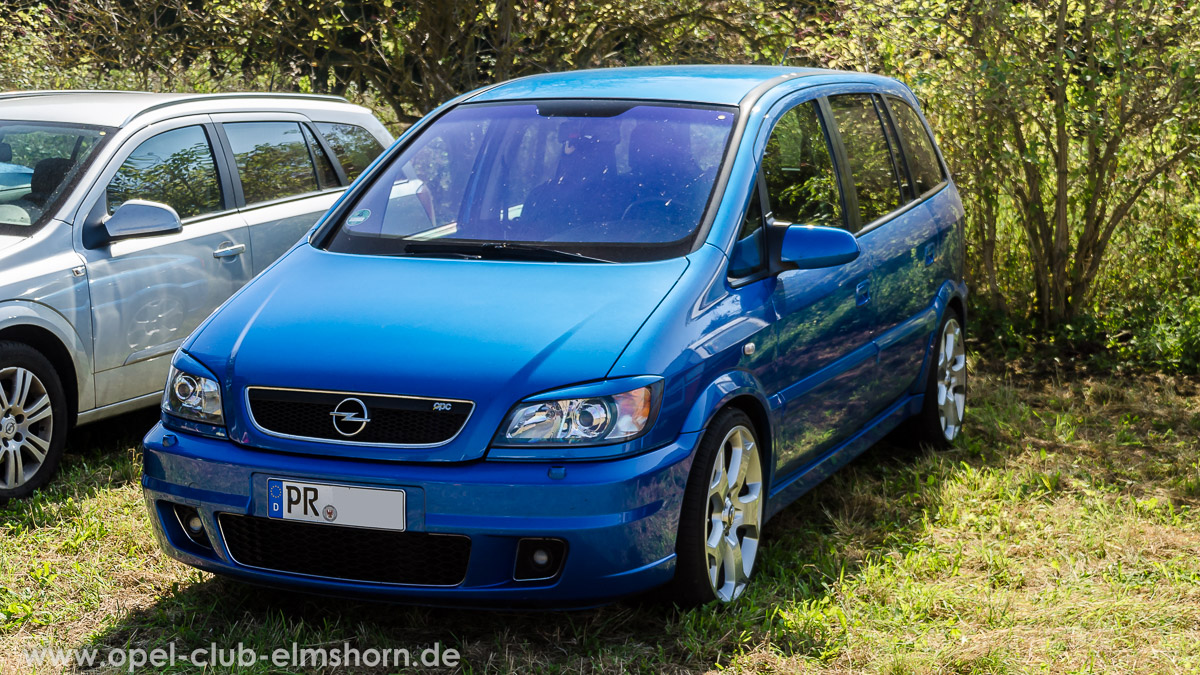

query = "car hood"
(185, 244), (688, 462)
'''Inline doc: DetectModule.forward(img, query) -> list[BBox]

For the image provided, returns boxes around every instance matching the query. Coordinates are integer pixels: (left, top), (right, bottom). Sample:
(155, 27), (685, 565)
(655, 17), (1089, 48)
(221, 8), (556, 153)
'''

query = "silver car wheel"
(704, 424), (763, 602)
(0, 366), (54, 490)
(936, 317), (967, 441)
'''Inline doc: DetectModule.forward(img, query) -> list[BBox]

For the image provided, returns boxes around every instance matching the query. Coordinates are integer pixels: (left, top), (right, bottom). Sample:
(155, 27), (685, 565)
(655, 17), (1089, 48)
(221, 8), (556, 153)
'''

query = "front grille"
(246, 387), (472, 446)
(219, 514), (471, 586)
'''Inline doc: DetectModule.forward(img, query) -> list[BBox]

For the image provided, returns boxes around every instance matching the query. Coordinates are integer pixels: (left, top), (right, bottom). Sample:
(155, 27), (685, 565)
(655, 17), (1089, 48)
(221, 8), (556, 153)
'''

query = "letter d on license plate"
(267, 479), (406, 531)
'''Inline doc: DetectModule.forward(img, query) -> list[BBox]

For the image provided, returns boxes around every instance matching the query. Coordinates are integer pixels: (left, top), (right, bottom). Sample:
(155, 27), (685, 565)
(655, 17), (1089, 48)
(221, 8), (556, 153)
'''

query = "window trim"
(310, 120), (382, 186)
(881, 95), (950, 202)
(755, 96), (853, 234)
(80, 118), (243, 249)
(102, 124), (231, 221)
(815, 96), (863, 234)
(215, 119), (336, 211)
(824, 92), (953, 237)
(727, 172), (771, 286)
(302, 121), (350, 186)
(875, 95), (915, 203)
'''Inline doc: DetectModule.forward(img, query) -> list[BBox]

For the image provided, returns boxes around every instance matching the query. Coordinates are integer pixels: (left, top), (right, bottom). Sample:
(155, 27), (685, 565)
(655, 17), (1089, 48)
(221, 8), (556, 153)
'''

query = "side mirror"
(779, 223), (860, 269)
(104, 200), (182, 242)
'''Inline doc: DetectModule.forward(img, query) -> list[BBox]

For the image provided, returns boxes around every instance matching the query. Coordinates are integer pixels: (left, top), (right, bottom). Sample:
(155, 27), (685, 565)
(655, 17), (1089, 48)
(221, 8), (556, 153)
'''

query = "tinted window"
(224, 122), (318, 205)
(761, 102), (843, 229)
(315, 122), (385, 182)
(300, 125), (339, 189)
(324, 102), (735, 262)
(828, 94), (903, 225)
(890, 99), (945, 195)
(107, 125), (222, 220)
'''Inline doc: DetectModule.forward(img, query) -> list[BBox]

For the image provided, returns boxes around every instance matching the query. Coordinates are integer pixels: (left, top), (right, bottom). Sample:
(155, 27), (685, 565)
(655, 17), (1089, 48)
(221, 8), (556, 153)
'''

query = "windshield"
(0, 121), (112, 234)
(323, 101), (736, 262)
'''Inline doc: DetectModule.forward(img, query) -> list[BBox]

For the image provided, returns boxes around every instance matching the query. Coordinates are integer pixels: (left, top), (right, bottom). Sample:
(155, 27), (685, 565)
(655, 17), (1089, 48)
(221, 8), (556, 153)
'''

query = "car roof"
(468, 65), (898, 106)
(0, 90), (368, 128)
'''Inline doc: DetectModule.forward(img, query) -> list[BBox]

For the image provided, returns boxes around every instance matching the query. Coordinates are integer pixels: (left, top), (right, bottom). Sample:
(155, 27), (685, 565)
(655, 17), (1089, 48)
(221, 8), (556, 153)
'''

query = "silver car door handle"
(213, 243), (246, 259)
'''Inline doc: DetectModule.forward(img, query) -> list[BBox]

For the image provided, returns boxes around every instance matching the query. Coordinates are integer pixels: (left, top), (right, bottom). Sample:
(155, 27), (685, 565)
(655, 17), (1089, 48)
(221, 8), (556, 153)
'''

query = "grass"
(2, 352), (1200, 673)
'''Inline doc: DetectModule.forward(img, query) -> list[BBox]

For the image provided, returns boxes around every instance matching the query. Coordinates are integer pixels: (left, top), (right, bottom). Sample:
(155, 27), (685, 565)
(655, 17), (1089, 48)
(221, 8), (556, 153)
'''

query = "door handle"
(856, 280), (871, 306)
(924, 242), (937, 267)
(213, 243), (246, 259)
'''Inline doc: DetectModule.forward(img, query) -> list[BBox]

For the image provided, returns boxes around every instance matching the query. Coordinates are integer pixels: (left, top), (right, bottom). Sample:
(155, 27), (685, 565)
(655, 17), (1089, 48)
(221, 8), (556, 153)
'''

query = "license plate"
(266, 479), (405, 531)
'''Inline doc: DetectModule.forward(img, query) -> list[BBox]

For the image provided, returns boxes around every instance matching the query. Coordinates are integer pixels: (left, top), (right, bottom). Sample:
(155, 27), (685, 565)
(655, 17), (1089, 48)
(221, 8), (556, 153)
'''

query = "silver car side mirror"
(104, 200), (182, 242)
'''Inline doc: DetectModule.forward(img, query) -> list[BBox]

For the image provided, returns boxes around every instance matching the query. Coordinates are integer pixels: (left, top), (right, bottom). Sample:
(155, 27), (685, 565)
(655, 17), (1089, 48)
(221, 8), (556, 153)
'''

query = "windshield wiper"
(401, 241), (613, 263)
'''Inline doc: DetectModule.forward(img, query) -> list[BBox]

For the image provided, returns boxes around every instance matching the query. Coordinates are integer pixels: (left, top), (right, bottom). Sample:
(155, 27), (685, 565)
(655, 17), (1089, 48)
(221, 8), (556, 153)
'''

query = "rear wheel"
(671, 408), (764, 606)
(0, 342), (68, 499)
(914, 312), (966, 448)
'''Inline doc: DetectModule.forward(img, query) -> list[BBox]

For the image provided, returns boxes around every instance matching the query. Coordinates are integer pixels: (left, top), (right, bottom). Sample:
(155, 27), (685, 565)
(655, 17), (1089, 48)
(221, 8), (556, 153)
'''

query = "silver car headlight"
(496, 384), (658, 446)
(162, 365), (223, 425)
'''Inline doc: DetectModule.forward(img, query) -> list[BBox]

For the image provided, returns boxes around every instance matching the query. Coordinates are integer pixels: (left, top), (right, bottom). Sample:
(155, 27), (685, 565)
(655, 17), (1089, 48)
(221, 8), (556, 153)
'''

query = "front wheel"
(0, 342), (68, 499)
(670, 408), (765, 606)
(914, 312), (967, 448)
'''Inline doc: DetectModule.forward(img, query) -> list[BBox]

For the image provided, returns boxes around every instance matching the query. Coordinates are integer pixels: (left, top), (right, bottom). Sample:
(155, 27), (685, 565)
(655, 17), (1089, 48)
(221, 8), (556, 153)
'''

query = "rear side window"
(828, 94), (903, 226)
(315, 123), (385, 182)
(761, 101), (844, 229)
(890, 99), (945, 195)
(107, 125), (222, 220)
(223, 122), (319, 205)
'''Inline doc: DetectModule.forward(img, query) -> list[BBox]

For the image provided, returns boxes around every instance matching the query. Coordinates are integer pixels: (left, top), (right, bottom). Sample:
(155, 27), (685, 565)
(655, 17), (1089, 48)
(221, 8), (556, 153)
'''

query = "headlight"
(162, 365), (223, 425)
(496, 384), (658, 446)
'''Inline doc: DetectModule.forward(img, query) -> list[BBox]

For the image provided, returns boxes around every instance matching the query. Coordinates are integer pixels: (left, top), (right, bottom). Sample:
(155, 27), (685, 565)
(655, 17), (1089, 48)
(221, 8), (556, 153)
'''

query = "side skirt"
(765, 393), (923, 521)
(76, 390), (161, 426)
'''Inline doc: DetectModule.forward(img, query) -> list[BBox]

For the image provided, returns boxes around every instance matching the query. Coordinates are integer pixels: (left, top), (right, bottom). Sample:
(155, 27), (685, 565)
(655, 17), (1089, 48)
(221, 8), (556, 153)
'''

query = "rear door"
(827, 94), (945, 408)
(211, 114), (347, 274)
(81, 117), (253, 406)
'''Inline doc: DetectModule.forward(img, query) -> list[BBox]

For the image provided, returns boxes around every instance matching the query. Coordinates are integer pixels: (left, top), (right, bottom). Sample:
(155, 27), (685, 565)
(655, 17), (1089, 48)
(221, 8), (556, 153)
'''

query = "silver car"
(0, 91), (392, 497)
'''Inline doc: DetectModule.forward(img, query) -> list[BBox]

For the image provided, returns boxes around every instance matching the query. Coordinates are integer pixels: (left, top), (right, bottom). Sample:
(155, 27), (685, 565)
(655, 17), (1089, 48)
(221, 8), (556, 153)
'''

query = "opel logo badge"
(330, 397), (371, 437)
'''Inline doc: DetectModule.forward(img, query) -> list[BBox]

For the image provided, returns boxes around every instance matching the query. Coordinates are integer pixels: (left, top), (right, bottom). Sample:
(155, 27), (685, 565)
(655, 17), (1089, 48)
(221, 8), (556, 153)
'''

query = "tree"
(806, 0), (1200, 326)
(40, 0), (801, 124)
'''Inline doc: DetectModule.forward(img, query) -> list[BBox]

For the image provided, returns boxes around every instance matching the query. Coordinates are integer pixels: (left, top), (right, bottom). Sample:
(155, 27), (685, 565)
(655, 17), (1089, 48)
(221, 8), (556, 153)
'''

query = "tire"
(670, 408), (765, 607)
(0, 341), (68, 499)
(913, 311), (967, 449)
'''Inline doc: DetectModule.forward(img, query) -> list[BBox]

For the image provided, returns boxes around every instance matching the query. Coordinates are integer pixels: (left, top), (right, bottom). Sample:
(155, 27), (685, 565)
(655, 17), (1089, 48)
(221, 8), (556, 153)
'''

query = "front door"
(83, 120), (253, 406)
(755, 99), (877, 478)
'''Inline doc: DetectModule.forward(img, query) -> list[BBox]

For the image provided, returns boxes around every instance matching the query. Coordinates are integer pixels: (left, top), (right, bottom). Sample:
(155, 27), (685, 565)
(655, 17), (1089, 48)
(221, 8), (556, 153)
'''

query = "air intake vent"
(219, 515), (471, 586)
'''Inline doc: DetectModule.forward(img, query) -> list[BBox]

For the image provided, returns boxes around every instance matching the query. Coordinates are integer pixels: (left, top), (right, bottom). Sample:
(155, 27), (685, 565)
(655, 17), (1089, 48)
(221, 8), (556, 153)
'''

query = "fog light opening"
(514, 538), (567, 581)
(172, 504), (212, 549)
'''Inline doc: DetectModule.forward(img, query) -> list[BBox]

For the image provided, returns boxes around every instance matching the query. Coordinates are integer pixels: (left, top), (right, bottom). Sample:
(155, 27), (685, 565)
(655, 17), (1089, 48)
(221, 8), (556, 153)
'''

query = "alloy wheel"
(0, 366), (54, 490)
(704, 424), (763, 602)
(936, 317), (967, 441)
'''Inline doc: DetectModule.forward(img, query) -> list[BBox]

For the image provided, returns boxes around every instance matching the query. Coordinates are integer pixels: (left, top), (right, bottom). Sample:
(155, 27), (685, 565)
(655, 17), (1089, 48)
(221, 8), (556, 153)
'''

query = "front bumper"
(142, 423), (699, 607)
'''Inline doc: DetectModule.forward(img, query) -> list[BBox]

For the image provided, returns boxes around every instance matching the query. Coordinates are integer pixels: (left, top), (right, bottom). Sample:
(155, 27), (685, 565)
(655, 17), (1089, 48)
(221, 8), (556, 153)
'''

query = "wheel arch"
(0, 303), (93, 426)
(680, 369), (775, 483)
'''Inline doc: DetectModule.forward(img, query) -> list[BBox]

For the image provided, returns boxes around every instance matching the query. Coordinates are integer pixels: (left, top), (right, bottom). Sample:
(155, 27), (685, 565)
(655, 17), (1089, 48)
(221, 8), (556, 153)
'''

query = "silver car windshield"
(0, 121), (112, 233)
